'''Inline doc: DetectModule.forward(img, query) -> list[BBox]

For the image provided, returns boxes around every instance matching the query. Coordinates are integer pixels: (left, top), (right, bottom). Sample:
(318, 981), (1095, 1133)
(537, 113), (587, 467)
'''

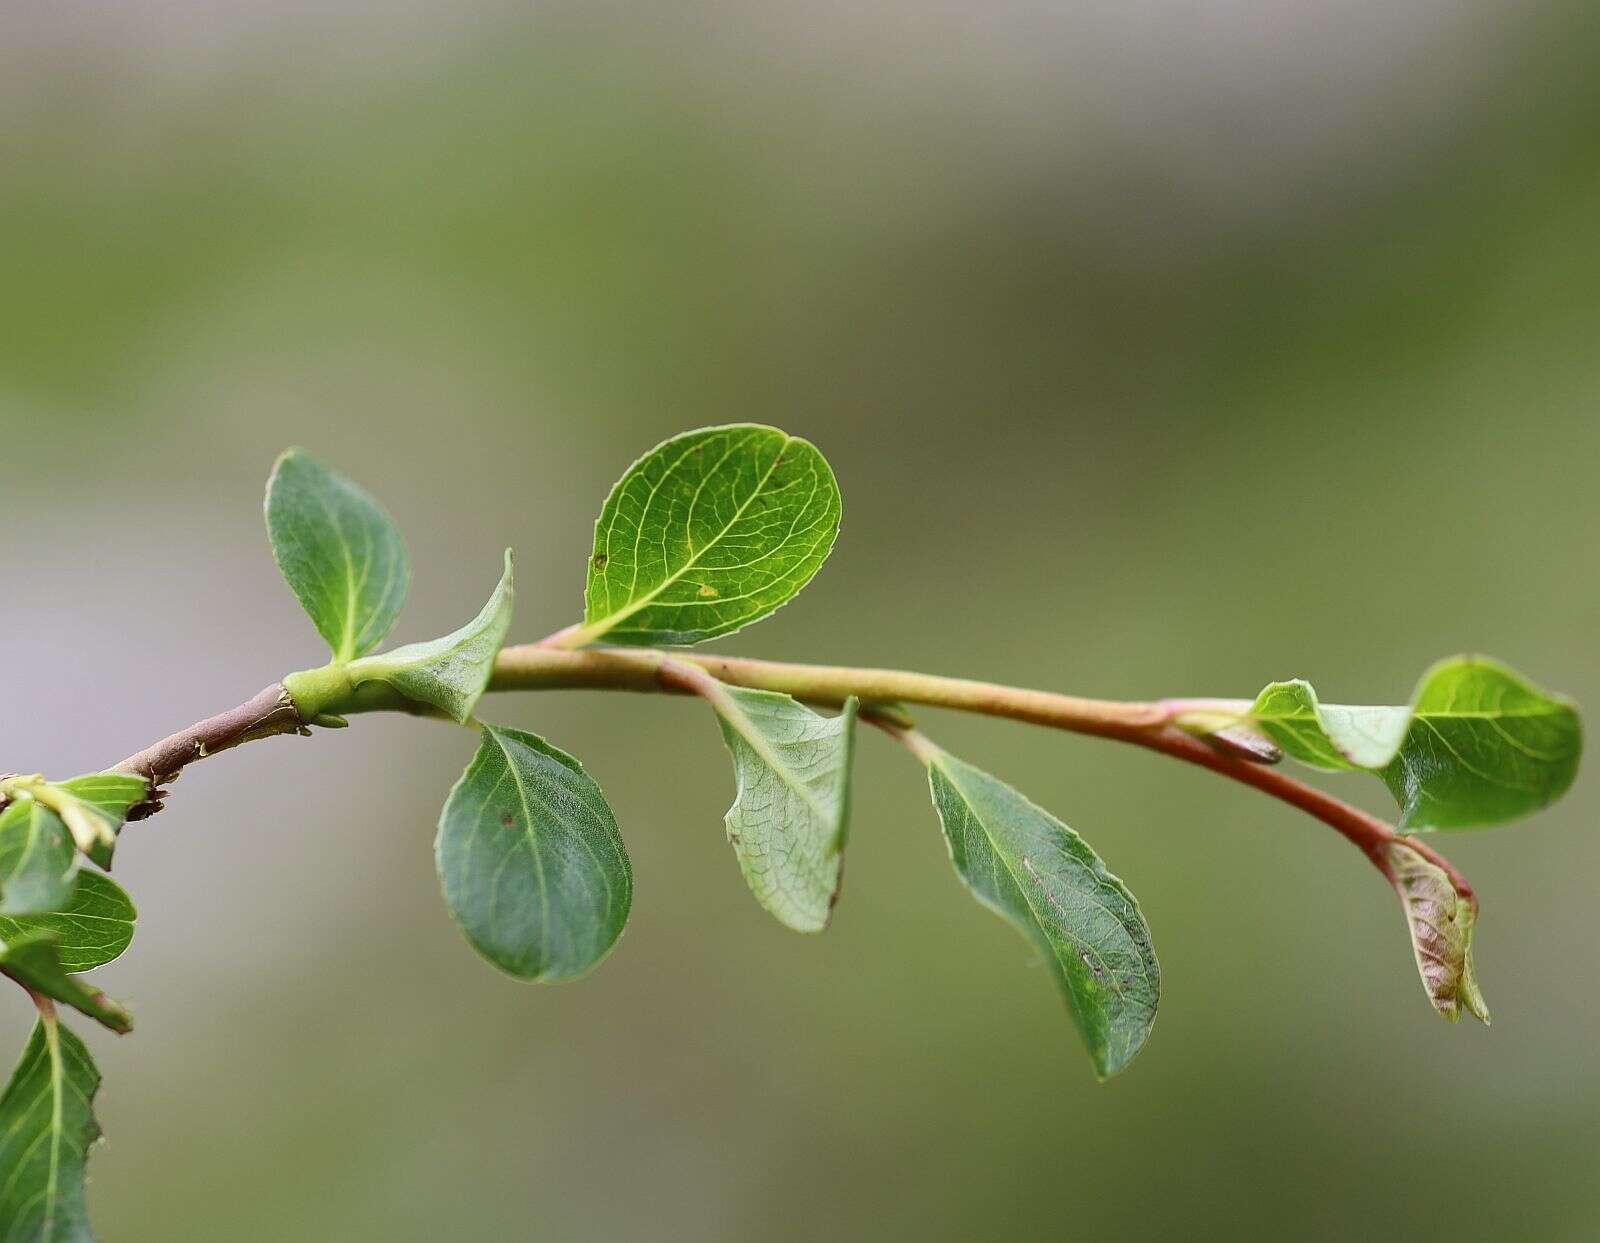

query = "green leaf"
(47, 773), (149, 869)
(1383, 842), (1490, 1025)
(709, 686), (858, 933)
(266, 447), (410, 662)
(0, 872), (138, 973)
(922, 747), (1159, 1079)
(0, 799), (77, 917)
(0, 1014), (104, 1242)
(1247, 656), (1581, 829)
(0, 932), (132, 1034)
(346, 550), (514, 723)
(579, 424), (841, 646)
(436, 725), (632, 981)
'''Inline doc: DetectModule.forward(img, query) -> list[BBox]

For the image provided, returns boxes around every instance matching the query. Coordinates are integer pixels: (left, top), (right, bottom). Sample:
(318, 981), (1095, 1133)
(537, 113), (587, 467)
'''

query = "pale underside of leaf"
(582, 424), (841, 646)
(0, 1016), (103, 1243)
(1245, 656), (1580, 829)
(266, 447), (410, 661)
(925, 750), (1159, 1079)
(0, 872), (137, 974)
(349, 549), (515, 722)
(436, 725), (632, 982)
(1384, 842), (1489, 1025)
(711, 685), (858, 933)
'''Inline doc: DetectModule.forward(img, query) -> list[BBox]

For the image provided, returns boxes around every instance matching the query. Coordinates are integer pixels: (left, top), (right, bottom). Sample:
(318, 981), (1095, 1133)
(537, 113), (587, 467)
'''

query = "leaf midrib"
(484, 731), (550, 970)
(42, 1017), (64, 1240)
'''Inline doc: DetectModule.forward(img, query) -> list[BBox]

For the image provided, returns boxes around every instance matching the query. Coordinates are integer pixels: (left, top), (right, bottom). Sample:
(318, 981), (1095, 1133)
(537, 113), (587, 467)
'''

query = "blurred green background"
(2, 2), (1598, 1239)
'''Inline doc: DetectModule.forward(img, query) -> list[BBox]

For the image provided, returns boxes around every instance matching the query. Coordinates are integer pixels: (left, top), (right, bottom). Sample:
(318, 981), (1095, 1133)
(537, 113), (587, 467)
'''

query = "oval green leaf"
(1248, 656), (1580, 829)
(348, 550), (515, 723)
(436, 725), (632, 981)
(0, 799), (77, 917)
(0, 871), (137, 973)
(924, 748), (1159, 1079)
(266, 447), (410, 662)
(0, 1015), (104, 1241)
(709, 685), (858, 933)
(577, 424), (841, 646)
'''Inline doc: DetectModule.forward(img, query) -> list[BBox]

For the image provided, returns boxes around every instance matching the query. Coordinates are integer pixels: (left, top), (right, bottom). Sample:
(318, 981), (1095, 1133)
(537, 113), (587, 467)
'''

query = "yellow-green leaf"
(576, 425), (841, 646)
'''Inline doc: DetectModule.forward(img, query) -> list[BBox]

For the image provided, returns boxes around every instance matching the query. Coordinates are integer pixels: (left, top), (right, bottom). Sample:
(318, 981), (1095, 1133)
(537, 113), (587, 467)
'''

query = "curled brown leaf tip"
(1384, 840), (1490, 1026)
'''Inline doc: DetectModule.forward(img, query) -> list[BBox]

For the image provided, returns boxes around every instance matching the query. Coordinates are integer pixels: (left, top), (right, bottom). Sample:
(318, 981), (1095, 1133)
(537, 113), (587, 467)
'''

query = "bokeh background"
(2, 2), (1598, 1238)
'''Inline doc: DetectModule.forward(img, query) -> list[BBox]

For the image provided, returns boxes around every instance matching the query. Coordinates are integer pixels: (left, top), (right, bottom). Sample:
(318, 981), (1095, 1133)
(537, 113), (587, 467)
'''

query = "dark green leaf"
(0, 932), (132, 1034)
(1247, 656), (1580, 829)
(436, 725), (632, 981)
(709, 685), (857, 932)
(348, 550), (514, 722)
(0, 799), (77, 917)
(0, 872), (137, 973)
(266, 447), (410, 662)
(923, 747), (1159, 1079)
(0, 1014), (104, 1241)
(577, 424), (841, 646)
(1383, 842), (1489, 1024)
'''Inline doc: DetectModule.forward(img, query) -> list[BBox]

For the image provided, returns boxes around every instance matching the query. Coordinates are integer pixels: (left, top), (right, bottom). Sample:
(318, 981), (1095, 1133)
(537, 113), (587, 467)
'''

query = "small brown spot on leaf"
(501, 812), (516, 827)
(697, 584), (718, 598)
(592, 553), (608, 570)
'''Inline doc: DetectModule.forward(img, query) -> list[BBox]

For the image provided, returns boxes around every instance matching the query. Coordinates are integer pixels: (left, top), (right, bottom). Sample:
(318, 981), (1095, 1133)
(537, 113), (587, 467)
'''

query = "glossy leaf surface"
(580, 425), (840, 646)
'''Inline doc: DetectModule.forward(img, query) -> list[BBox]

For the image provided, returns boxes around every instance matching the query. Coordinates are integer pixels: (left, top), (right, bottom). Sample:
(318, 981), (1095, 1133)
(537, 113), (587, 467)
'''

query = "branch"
(113, 683), (306, 818)
(93, 643), (1467, 899)
(491, 646), (1165, 737)
(489, 646), (1466, 895)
